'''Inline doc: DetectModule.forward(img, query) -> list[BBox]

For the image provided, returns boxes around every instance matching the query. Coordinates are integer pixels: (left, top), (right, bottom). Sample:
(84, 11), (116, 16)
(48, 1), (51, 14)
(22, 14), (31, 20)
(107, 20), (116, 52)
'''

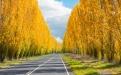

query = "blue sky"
(38, 0), (78, 43)
(57, 0), (79, 8)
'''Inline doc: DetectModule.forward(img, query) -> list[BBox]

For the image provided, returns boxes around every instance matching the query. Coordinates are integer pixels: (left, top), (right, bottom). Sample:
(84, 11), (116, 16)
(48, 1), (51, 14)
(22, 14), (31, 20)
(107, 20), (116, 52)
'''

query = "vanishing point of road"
(0, 54), (75, 75)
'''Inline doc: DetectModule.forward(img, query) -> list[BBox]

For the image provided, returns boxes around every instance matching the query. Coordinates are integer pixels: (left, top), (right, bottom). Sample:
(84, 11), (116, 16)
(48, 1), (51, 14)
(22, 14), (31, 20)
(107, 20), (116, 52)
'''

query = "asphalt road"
(0, 54), (75, 75)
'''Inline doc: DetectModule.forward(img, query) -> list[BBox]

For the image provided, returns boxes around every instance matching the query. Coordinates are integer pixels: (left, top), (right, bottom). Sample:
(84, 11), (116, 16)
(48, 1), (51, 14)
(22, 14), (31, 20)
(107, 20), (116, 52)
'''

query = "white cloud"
(56, 37), (63, 43)
(38, 0), (71, 19)
(38, 0), (72, 42)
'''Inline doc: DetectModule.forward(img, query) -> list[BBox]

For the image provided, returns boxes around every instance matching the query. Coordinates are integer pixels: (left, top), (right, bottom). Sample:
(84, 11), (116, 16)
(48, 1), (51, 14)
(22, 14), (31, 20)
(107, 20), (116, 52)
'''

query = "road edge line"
(61, 56), (69, 75)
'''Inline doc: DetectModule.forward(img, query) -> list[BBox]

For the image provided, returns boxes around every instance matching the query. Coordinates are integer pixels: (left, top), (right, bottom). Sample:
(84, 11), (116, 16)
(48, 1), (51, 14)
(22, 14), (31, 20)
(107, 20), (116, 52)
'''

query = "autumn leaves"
(63, 0), (121, 63)
(0, 0), (61, 62)
(1, 0), (121, 64)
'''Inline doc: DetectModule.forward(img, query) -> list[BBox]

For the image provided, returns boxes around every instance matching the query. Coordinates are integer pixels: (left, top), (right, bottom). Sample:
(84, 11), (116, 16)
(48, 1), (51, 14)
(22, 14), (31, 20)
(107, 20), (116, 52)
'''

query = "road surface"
(0, 54), (75, 75)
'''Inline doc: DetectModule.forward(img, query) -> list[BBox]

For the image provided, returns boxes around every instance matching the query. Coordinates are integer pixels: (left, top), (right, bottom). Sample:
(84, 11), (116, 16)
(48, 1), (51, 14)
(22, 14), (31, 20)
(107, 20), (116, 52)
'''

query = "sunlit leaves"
(63, 0), (121, 64)
(0, 0), (61, 62)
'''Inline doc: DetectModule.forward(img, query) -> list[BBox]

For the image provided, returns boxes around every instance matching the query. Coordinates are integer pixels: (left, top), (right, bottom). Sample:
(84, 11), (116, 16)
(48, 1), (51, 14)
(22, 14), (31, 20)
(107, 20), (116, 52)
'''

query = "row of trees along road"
(63, 0), (121, 64)
(0, 0), (61, 62)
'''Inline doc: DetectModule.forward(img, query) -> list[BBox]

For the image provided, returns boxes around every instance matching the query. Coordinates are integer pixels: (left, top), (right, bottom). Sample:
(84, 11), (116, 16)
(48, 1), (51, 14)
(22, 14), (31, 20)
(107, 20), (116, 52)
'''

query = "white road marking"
(0, 56), (47, 72)
(26, 57), (53, 75)
(0, 59), (39, 71)
(61, 56), (70, 75)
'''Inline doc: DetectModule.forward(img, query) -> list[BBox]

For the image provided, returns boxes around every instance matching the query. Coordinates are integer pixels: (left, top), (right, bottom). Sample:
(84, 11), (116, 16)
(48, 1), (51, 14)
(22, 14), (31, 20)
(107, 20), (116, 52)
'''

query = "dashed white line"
(26, 57), (53, 75)
(0, 56), (48, 72)
(61, 56), (70, 75)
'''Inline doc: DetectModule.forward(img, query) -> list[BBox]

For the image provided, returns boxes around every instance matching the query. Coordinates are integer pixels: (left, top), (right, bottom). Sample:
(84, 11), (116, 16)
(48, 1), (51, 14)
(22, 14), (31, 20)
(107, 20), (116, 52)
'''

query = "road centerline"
(0, 54), (75, 75)
(26, 57), (53, 75)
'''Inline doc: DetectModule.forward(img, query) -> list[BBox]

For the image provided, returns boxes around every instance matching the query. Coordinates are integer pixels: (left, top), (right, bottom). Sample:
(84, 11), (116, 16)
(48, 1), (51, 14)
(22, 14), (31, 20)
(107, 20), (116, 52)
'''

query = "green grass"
(62, 54), (121, 75)
(81, 60), (121, 74)
(92, 61), (121, 74)
(0, 54), (52, 69)
(62, 55), (99, 75)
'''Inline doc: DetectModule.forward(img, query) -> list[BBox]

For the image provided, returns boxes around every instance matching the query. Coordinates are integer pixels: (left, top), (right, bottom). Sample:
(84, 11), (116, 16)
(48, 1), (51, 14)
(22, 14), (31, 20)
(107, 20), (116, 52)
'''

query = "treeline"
(63, 0), (121, 63)
(0, 0), (61, 62)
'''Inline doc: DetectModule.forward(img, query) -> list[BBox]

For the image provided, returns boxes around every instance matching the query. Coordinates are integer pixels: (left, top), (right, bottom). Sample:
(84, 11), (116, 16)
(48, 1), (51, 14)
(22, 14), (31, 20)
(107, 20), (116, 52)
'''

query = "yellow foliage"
(63, 0), (121, 63)
(0, 0), (61, 62)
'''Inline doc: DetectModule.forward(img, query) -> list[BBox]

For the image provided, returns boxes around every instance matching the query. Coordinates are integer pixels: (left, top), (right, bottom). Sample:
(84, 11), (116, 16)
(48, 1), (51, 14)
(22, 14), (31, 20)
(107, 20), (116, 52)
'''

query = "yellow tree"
(0, 0), (61, 62)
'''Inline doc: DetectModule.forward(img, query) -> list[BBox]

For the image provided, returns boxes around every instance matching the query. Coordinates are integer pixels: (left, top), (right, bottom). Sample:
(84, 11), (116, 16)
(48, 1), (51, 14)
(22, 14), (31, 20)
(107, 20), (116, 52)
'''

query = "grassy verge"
(0, 54), (52, 69)
(62, 54), (99, 75)
(79, 58), (121, 74)
(62, 53), (121, 75)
